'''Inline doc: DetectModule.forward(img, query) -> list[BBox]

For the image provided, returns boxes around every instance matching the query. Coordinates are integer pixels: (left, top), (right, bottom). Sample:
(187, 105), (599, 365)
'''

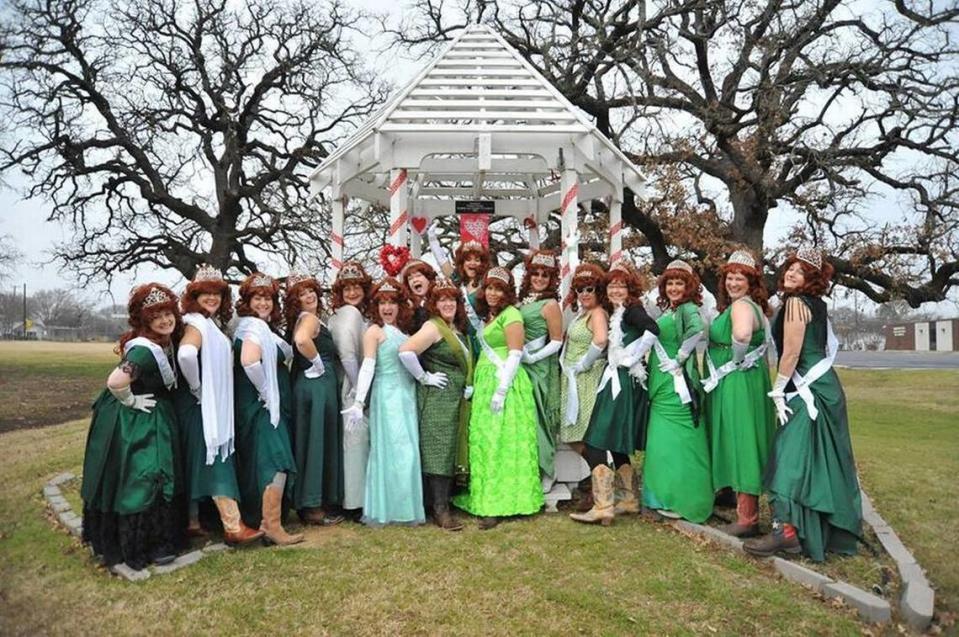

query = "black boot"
(743, 525), (801, 557)
(430, 476), (463, 531)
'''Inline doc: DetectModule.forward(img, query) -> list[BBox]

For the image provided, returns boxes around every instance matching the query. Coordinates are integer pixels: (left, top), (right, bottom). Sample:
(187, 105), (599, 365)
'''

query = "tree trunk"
(727, 184), (768, 255)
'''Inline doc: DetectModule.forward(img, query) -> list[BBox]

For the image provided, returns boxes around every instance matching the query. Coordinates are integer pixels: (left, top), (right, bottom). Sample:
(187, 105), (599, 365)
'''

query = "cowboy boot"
(613, 464), (640, 515)
(744, 521), (801, 557)
(214, 496), (264, 546)
(431, 476), (463, 532)
(260, 486), (304, 546)
(718, 492), (760, 538)
(569, 465), (615, 526)
(573, 476), (594, 512)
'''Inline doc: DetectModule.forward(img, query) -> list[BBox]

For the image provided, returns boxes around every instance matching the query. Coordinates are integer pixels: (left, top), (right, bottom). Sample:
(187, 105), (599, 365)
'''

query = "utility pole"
(22, 283), (27, 340)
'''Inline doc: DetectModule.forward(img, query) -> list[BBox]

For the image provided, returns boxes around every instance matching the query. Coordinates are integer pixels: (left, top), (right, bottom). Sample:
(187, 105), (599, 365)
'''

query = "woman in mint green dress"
(744, 249), (861, 561)
(642, 260), (713, 523)
(703, 250), (776, 537)
(517, 249), (563, 478)
(285, 272), (344, 526)
(453, 267), (544, 529)
(81, 283), (184, 569)
(341, 278), (425, 527)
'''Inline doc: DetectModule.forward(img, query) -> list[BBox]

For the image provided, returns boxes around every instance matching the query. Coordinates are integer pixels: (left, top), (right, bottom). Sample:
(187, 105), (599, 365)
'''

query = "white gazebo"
(309, 24), (644, 302)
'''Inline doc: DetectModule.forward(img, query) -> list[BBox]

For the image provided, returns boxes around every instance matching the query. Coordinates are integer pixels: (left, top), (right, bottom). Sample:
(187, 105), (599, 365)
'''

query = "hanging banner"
(459, 213), (490, 247)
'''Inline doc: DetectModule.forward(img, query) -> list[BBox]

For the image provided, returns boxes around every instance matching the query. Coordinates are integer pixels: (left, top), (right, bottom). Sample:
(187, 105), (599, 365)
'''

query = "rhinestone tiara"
(142, 286), (173, 309)
(574, 265), (600, 280)
(486, 267), (511, 284)
(665, 259), (693, 274)
(609, 260), (633, 274)
(433, 278), (458, 293)
(286, 271), (314, 289)
(375, 279), (400, 294)
(460, 240), (485, 253)
(727, 250), (756, 269)
(530, 252), (556, 269)
(250, 273), (273, 288)
(796, 246), (822, 270)
(338, 262), (367, 281)
(193, 264), (223, 283)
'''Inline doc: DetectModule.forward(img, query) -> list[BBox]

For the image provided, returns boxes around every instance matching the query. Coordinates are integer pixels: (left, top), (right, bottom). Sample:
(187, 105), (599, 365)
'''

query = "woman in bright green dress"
(702, 250), (776, 537)
(642, 260), (713, 523)
(517, 249), (563, 479)
(233, 273), (303, 545)
(452, 267), (544, 529)
(285, 272), (344, 526)
(744, 248), (862, 561)
(81, 283), (184, 570)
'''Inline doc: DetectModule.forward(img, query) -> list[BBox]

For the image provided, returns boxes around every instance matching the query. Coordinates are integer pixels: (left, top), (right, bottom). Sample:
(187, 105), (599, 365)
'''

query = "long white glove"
(398, 350), (449, 388)
(731, 337), (749, 366)
(243, 361), (270, 403)
(427, 222), (451, 272)
(490, 349), (523, 413)
(676, 333), (702, 364)
(658, 357), (682, 375)
(522, 339), (562, 365)
(619, 331), (658, 368)
(768, 373), (793, 426)
(572, 342), (605, 374)
(341, 357), (375, 431)
(177, 344), (202, 402)
(110, 384), (156, 413)
(304, 353), (326, 379)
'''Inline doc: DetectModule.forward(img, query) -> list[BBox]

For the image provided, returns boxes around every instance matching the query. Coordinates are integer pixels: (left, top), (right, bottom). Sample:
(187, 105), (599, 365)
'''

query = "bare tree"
(0, 0), (388, 283)
(0, 232), (21, 283)
(386, 0), (959, 306)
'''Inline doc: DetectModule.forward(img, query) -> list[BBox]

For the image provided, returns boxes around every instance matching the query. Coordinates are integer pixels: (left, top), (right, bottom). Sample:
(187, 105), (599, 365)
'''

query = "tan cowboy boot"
(613, 464), (640, 515)
(214, 496), (264, 546)
(259, 486), (304, 546)
(569, 465), (615, 526)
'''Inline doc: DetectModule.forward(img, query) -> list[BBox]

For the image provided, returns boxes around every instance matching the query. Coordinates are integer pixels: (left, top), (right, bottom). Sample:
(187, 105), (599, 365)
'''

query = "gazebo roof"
(309, 24), (643, 221)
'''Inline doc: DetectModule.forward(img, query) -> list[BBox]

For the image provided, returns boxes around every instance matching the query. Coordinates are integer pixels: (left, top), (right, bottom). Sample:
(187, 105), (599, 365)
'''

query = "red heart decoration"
(379, 244), (411, 277)
(411, 216), (428, 235)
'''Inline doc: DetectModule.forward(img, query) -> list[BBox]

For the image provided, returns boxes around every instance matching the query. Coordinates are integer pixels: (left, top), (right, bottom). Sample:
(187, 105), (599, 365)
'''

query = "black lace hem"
(82, 499), (185, 571)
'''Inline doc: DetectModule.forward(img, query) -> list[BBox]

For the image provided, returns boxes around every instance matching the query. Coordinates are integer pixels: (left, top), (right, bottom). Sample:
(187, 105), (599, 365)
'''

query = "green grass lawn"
(0, 341), (956, 635)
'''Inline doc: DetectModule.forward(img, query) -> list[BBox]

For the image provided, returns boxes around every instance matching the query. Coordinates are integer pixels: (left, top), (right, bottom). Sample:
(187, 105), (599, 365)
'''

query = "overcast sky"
(1, 0), (956, 316)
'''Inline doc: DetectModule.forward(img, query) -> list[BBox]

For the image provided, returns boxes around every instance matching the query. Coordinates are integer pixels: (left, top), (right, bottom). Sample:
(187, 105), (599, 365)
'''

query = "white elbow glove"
(676, 334), (702, 364)
(110, 385), (156, 413)
(572, 342), (605, 374)
(522, 339), (562, 365)
(427, 222), (450, 271)
(243, 361), (270, 403)
(619, 331), (657, 368)
(177, 344), (202, 402)
(491, 349), (523, 413)
(304, 353), (326, 379)
(731, 337), (749, 366)
(767, 373), (793, 426)
(341, 357), (375, 431)
(398, 350), (448, 388)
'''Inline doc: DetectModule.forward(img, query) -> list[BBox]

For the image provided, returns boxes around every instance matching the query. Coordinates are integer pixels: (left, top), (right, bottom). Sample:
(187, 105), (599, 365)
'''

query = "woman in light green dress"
(642, 260), (713, 523)
(452, 267), (544, 529)
(703, 250), (776, 537)
(517, 249), (563, 478)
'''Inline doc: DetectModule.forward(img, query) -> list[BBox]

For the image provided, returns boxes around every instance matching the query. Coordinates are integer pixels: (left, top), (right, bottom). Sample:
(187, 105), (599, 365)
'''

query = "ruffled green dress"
(642, 302), (713, 523)
(290, 323), (344, 510)
(705, 299), (776, 496)
(766, 295), (862, 561)
(453, 306), (544, 516)
(519, 298), (561, 475)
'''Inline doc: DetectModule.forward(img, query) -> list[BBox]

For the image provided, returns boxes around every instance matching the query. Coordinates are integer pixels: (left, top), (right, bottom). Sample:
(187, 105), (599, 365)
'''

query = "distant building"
(883, 318), (958, 351)
(3, 318), (47, 340)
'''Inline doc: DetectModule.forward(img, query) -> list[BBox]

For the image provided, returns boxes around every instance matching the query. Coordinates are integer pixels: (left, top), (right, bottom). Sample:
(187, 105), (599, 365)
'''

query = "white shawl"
(183, 313), (235, 464)
(235, 316), (293, 427)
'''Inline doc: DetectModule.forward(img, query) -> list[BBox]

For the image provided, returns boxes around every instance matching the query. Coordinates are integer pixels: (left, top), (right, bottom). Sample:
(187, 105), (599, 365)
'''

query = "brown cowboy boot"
(613, 464), (640, 515)
(259, 486), (304, 546)
(569, 465), (615, 526)
(214, 496), (264, 546)
(431, 476), (463, 532)
(718, 492), (760, 538)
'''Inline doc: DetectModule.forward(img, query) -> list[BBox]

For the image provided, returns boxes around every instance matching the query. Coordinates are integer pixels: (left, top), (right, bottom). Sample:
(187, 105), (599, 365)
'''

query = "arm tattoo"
(118, 359), (142, 381)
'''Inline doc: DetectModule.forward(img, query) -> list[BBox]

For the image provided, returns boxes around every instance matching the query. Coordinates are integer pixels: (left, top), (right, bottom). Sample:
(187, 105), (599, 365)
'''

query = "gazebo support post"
(388, 168), (409, 248)
(609, 198), (623, 264)
(331, 194), (346, 272)
(560, 168), (579, 309)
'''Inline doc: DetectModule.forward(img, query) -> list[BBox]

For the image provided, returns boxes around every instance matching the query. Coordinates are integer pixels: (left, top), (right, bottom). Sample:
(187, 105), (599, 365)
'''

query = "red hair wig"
(564, 263), (608, 312)
(518, 249), (560, 303)
(330, 261), (372, 311)
(180, 279), (233, 324)
(117, 283), (183, 354)
(283, 278), (324, 333)
(453, 242), (491, 288)
(426, 285), (468, 333)
(602, 263), (646, 313)
(366, 278), (413, 332)
(401, 260), (437, 296)
(777, 255), (834, 298)
(235, 273), (283, 329)
(656, 267), (703, 310)
(717, 263), (771, 316)
(474, 269), (517, 319)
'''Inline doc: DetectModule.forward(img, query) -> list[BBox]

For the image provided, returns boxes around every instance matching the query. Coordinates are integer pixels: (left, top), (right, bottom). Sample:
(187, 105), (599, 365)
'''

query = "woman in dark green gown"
(744, 249), (862, 561)
(399, 279), (474, 530)
(233, 273), (303, 545)
(81, 283), (184, 570)
(285, 272), (344, 526)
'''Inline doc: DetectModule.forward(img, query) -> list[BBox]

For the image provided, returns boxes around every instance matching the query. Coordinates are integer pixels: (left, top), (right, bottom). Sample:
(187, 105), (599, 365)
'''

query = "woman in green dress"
(174, 266), (263, 545)
(744, 248), (862, 561)
(452, 267), (544, 529)
(702, 250), (776, 537)
(642, 260), (713, 523)
(81, 283), (184, 569)
(399, 279), (474, 530)
(572, 261), (659, 525)
(517, 249), (563, 480)
(285, 272), (344, 526)
(233, 273), (303, 545)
